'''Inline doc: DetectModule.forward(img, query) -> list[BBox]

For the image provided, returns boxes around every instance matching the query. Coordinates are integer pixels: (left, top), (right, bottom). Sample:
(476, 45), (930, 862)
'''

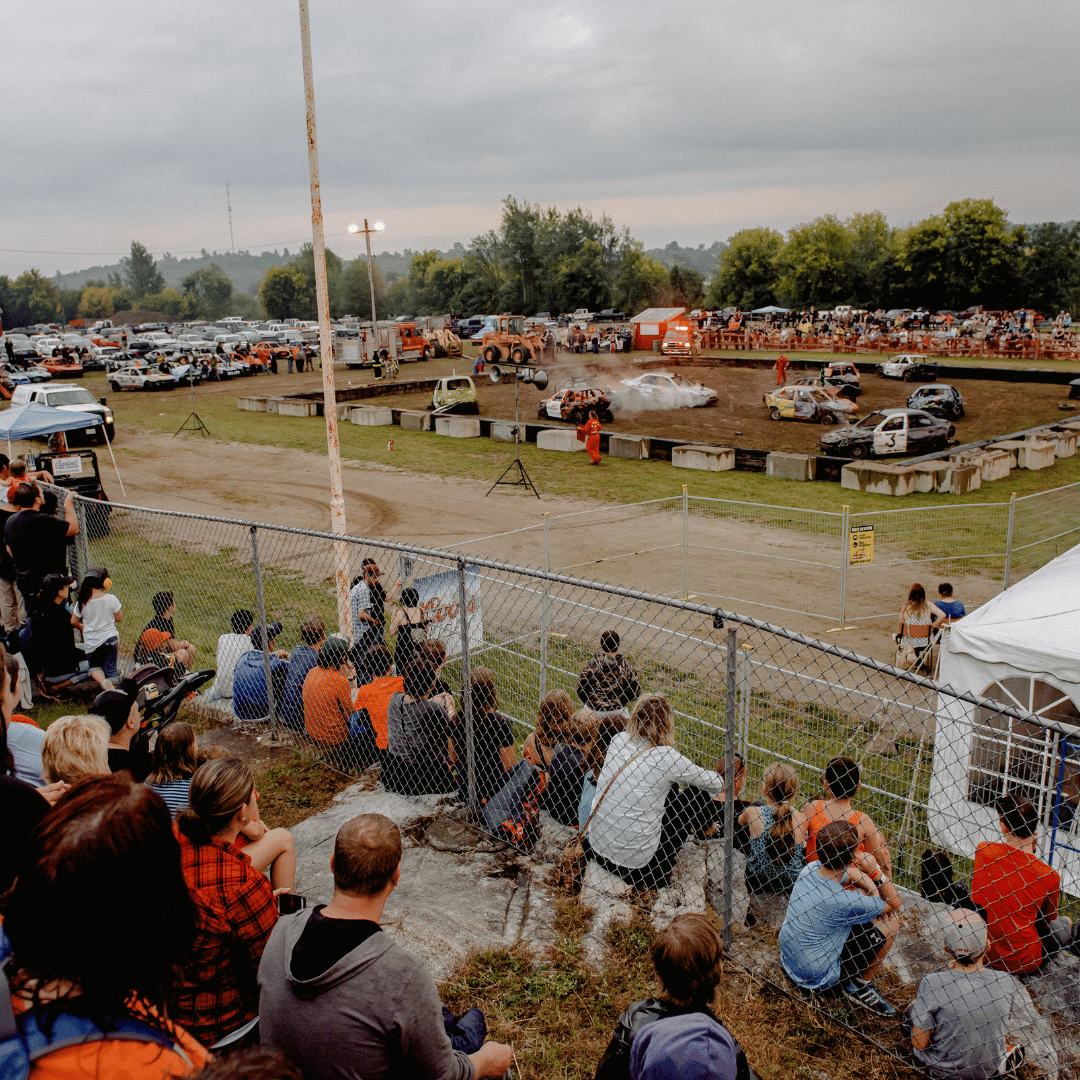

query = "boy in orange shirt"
(353, 644), (404, 755)
(302, 637), (377, 770)
(971, 793), (1072, 974)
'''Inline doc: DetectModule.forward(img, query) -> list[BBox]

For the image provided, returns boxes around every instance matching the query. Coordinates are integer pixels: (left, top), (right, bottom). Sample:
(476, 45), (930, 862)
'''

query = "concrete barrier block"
(672, 445), (735, 472)
(940, 463), (981, 494)
(910, 463), (949, 493)
(608, 433), (651, 460)
(399, 410), (433, 432)
(536, 427), (584, 452)
(1016, 439), (1056, 470)
(489, 421), (526, 444)
(765, 451), (816, 482)
(1047, 430), (1078, 458)
(276, 399), (317, 418)
(994, 441), (1024, 468)
(841, 461), (918, 497)
(978, 449), (1013, 482)
(350, 406), (395, 426)
(237, 396), (269, 412)
(435, 416), (482, 439)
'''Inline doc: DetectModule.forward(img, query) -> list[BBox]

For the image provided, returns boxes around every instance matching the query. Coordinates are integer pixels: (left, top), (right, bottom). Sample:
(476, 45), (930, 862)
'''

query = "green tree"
(140, 287), (193, 319)
(293, 243), (343, 318)
(77, 286), (115, 319)
(612, 241), (668, 313)
(847, 211), (898, 309)
(124, 240), (166, 299)
(1018, 221), (1080, 314)
(778, 215), (853, 307)
(707, 228), (784, 309)
(341, 257), (387, 319)
(8, 269), (61, 325)
(181, 265), (233, 320)
(668, 265), (704, 307)
(552, 239), (610, 312)
(259, 265), (309, 320)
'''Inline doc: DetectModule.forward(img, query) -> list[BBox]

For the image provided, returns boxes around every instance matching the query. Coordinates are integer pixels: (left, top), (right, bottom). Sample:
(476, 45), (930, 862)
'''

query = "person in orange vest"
(774, 354), (790, 385)
(579, 410), (602, 465)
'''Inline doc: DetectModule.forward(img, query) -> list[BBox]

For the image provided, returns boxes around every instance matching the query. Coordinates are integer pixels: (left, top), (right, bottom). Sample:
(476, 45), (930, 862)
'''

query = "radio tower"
(226, 183), (235, 252)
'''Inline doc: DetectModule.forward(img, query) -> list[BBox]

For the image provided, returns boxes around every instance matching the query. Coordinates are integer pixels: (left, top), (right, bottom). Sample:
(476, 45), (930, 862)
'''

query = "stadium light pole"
(347, 220), (385, 331)
(297, 0), (351, 637)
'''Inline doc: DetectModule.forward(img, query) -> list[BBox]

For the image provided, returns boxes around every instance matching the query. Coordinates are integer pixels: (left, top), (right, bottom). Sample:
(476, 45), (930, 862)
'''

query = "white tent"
(928, 541), (1080, 891)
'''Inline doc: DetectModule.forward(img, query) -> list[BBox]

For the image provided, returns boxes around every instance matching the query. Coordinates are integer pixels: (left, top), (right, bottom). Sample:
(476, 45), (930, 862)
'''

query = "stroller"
(127, 664), (216, 756)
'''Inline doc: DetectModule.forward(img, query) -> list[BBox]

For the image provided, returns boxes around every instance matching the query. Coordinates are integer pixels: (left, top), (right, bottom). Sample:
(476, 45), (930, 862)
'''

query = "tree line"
(710, 200), (1080, 314)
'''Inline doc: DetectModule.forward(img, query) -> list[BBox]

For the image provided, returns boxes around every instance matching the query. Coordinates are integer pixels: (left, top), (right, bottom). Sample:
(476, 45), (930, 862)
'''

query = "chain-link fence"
(45, 489), (1080, 1076)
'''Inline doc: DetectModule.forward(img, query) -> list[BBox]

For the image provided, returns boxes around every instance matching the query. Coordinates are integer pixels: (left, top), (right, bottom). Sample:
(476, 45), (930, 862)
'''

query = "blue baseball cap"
(629, 1013), (739, 1080)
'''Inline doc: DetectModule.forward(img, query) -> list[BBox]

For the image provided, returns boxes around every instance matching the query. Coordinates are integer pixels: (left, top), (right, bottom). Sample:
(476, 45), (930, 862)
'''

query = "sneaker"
(1000, 1044), (1025, 1075)
(842, 979), (895, 1016)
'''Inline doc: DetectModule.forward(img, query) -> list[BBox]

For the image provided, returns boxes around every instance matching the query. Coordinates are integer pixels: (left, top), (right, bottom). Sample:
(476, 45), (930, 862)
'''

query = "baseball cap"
(629, 1012), (739, 1080)
(39, 573), (74, 602)
(251, 621), (283, 650)
(318, 636), (351, 669)
(944, 913), (988, 960)
(91, 676), (141, 735)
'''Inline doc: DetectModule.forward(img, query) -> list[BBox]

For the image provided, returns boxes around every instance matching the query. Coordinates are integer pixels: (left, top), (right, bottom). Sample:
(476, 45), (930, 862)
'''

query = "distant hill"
(643, 241), (726, 277)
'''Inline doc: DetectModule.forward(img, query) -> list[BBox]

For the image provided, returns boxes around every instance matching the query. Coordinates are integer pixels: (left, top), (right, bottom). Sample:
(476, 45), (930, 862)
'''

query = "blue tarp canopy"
(751, 305), (790, 314)
(0, 402), (124, 495)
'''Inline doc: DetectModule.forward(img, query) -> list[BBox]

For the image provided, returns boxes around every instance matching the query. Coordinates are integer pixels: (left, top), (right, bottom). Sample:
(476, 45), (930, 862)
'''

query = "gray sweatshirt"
(258, 908), (475, 1080)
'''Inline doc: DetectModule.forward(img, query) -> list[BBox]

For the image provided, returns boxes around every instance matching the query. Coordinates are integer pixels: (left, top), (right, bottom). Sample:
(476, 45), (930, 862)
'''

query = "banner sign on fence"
(415, 566), (483, 658)
(849, 524), (875, 565)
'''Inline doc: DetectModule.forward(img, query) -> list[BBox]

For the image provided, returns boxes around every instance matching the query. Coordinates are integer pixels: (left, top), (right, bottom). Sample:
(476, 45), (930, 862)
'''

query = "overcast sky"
(3, 0), (1078, 278)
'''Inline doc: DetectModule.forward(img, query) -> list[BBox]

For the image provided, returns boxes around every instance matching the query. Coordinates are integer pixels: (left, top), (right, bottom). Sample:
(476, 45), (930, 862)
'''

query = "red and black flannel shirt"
(171, 831), (278, 1047)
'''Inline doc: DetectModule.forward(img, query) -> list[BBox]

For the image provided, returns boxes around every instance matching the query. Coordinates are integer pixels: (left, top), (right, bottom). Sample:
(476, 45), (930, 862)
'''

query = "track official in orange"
(774, 354), (790, 385)
(580, 410), (602, 465)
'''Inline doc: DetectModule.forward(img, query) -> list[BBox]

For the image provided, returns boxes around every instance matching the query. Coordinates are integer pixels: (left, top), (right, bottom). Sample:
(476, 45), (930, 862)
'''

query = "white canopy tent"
(928, 541), (1080, 890)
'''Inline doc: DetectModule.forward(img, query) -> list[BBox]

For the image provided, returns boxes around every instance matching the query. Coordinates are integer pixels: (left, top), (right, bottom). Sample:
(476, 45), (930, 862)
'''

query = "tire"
(819, 411), (836, 425)
(600, 409), (614, 423)
(850, 443), (868, 459)
(511, 348), (527, 363)
(570, 408), (584, 425)
(421, 346), (431, 360)
(537, 405), (547, 419)
(839, 387), (857, 401)
(484, 347), (498, 362)
(903, 369), (916, 382)
(951, 405), (965, 420)
(769, 407), (782, 421)
(110, 381), (120, 392)
(947, 424), (956, 438)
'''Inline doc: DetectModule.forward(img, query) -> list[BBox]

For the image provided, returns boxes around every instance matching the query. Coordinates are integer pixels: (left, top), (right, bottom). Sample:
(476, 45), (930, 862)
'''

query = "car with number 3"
(819, 407), (953, 458)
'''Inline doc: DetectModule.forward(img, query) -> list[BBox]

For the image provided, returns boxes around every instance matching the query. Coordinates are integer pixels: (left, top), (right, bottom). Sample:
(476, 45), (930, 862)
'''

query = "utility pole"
(226, 184), (235, 253)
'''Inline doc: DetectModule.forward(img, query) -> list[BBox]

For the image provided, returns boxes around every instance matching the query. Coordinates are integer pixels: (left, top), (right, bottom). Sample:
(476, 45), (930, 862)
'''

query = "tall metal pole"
(250, 526), (278, 739)
(456, 559), (476, 812)
(297, 0), (351, 637)
(539, 513), (550, 702)
(839, 504), (850, 626)
(681, 484), (689, 601)
(1003, 492), (1017, 590)
(723, 626), (738, 952)
(364, 220), (379, 331)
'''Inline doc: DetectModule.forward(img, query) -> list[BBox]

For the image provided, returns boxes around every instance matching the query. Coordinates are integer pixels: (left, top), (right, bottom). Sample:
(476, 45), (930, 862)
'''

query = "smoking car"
(537, 383), (614, 423)
(618, 372), (718, 408)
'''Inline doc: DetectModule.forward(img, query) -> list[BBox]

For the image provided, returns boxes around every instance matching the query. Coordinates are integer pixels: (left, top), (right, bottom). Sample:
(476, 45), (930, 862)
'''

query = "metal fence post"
(1003, 492), (1017, 590)
(456, 557), (476, 812)
(723, 626), (737, 951)
(839, 504), (849, 626)
(539, 513), (550, 702)
(681, 484), (689, 600)
(249, 526), (277, 739)
(71, 498), (90, 583)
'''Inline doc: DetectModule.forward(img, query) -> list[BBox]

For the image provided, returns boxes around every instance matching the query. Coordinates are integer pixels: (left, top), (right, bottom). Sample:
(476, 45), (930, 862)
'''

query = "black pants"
(584, 784), (715, 891)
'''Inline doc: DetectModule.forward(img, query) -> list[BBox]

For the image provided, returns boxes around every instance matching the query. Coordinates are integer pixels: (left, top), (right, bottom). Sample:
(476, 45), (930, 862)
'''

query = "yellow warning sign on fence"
(849, 524), (875, 565)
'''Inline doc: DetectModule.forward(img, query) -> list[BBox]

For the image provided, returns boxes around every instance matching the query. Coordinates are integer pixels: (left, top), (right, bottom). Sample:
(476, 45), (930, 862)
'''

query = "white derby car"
(108, 365), (177, 392)
(618, 372), (718, 408)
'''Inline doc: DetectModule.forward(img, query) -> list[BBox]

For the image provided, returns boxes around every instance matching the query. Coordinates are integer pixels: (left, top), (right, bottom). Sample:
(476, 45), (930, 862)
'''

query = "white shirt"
(209, 632), (254, 699)
(75, 593), (122, 652)
(589, 731), (724, 869)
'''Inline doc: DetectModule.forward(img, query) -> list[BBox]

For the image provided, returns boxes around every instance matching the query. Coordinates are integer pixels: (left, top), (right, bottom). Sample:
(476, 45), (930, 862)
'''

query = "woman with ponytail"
(171, 757), (283, 1047)
(740, 763), (808, 895)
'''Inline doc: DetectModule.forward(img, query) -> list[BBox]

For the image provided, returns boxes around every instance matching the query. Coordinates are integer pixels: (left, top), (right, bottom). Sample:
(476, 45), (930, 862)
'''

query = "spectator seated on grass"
(171, 757), (287, 1048)
(447, 666), (516, 804)
(525, 699), (595, 828)
(705, 753), (756, 850)
(576, 629), (640, 722)
(232, 622), (289, 721)
(258, 812), (513, 1080)
(1, 774), (210, 1076)
(280, 616), (326, 730)
(779, 819), (901, 1016)
(803, 755), (892, 880)
(971, 793), (1072, 975)
(583, 694), (724, 892)
(29, 572), (112, 694)
(134, 590), (196, 672)
(41, 713), (110, 786)
(303, 636), (378, 770)
(93, 678), (154, 783)
(352, 644), (403, 763)
(382, 658), (456, 797)
(146, 721), (199, 819)
(207, 608), (255, 703)
(595, 913), (757, 1080)
(904, 912), (1025, 1080)
(739, 762), (808, 896)
(920, 849), (972, 908)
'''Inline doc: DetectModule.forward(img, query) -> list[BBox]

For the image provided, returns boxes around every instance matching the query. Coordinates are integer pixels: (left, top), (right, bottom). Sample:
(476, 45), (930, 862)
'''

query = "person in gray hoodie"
(258, 813), (513, 1080)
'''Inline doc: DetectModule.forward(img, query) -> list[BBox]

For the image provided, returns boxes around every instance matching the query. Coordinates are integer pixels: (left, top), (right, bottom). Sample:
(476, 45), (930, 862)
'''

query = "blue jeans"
(88, 637), (119, 682)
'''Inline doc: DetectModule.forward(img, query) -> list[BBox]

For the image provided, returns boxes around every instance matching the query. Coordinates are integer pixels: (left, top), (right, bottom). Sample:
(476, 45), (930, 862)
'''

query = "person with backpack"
(739, 762), (808, 895)
(1, 773), (210, 1078)
(594, 913), (759, 1080)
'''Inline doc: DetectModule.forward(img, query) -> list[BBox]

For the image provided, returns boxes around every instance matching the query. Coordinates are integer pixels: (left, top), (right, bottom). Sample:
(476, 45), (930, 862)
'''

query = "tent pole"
(101, 428), (125, 497)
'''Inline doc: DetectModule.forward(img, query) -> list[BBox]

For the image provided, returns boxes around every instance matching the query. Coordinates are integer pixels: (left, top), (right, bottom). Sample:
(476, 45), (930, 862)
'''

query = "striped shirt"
(150, 778), (191, 820)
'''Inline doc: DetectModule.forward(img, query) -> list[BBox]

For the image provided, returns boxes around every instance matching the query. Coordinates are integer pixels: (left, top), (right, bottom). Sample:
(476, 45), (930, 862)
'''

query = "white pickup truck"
(571, 308), (593, 322)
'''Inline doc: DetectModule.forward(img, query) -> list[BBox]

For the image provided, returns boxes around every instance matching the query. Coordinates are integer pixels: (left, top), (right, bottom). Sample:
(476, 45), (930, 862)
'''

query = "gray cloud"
(2, 0), (1077, 276)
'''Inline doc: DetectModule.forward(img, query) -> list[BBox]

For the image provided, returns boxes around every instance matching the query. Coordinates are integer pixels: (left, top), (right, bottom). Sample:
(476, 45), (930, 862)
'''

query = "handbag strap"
(578, 745), (654, 839)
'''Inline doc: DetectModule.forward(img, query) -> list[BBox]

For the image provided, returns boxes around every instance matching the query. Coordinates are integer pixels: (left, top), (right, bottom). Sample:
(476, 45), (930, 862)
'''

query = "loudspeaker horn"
(488, 365), (503, 383)
(530, 369), (549, 391)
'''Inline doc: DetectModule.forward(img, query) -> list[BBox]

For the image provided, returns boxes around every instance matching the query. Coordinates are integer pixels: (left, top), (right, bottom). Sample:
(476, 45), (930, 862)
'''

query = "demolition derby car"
(819, 407), (954, 459)
(431, 375), (479, 414)
(764, 385), (857, 424)
(618, 372), (718, 408)
(879, 354), (940, 381)
(538, 381), (614, 423)
(906, 384), (965, 420)
(108, 365), (177, 392)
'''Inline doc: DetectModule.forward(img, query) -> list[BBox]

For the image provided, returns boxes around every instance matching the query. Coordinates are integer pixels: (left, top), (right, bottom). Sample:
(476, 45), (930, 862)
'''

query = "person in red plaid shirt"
(171, 757), (282, 1046)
